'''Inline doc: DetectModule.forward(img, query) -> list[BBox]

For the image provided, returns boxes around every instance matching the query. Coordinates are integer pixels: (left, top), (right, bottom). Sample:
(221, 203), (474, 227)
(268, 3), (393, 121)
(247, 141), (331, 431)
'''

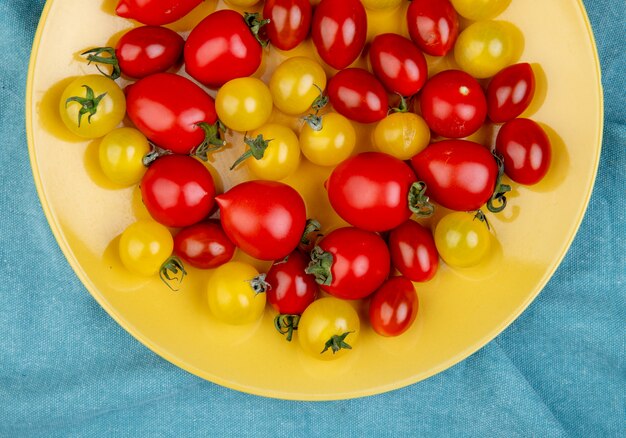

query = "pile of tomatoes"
(59, 0), (553, 361)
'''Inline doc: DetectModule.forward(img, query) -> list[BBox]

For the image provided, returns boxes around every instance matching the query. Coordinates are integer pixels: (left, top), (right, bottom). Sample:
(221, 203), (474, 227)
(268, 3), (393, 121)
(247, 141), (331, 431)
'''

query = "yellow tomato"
(98, 127), (150, 186)
(434, 212), (492, 268)
(361, 0), (403, 10)
(373, 112), (431, 160)
(269, 57), (327, 115)
(454, 21), (515, 79)
(216, 77), (273, 132)
(450, 0), (511, 20)
(299, 113), (356, 167)
(119, 220), (174, 276)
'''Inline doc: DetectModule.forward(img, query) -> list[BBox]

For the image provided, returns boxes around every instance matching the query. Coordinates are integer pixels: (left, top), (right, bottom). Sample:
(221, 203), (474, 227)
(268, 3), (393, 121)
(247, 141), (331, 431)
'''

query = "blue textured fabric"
(1, 1), (624, 436)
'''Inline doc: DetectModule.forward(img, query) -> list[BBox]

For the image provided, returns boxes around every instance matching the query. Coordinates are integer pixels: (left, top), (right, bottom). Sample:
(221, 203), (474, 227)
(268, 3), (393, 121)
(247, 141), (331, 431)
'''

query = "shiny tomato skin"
(369, 276), (419, 337)
(328, 152), (417, 232)
(125, 73), (217, 154)
(184, 10), (262, 88)
(215, 181), (307, 261)
(410, 140), (498, 211)
(420, 70), (487, 139)
(311, 0), (367, 70)
(388, 220), (439, 282)
(174, 220), (235, 270)
(369, 33), (428, 97)
(496, 118), (551, 185)
(407, 0), (459, 56)
(141, 155), (216, 228)
(327, 68), (389, 124)
(487, 63), (536, 123)
(266, 251), (318, 315)
(116, 0), (202, 25)
(116, 26), (184, 79)
(263, 0), (312, 51)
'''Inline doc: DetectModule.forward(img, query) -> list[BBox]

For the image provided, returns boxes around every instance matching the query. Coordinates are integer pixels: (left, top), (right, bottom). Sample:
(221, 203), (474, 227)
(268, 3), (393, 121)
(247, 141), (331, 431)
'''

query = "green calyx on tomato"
(159, 255), (187, 291)
(230, 134), (273, 170)
(243, 12), (271, 47)
(389, 94), (409, 114)
(193, 121), (226, 161)
(408, 181), (435, 217)
(302, 85), (329, 132)
(248, 273), (270, 295)
(82, 47), (121, 80)
(305, 246), (334, 286)
(274, 314), (300, 342)
(321, 331), (353, 354)
(65, 85), (107, 127)
(300, 218), (322, 248)
(487, 153), (512, 213)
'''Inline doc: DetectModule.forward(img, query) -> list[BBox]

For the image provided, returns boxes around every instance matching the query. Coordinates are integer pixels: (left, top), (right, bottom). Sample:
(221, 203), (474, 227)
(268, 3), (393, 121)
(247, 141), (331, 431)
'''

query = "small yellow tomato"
(119, 220), (174, 276)
(454, 21), (515, 79)
(99, 127), (150, 186)
(373, 112), (430, 160)
(269, 57), (327, 115)
(216, 77), (273, 132)
(299, 113), (356, 167)
(434, 212), (492, 268)
(361, 0), (403, 10)
(450, 0), (511, 20)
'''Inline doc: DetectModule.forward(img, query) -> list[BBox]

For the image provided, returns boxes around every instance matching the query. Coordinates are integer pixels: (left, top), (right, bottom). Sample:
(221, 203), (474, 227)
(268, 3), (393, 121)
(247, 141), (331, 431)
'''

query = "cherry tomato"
(434, 212), (491, 268)
(307, 227), (390, 300)
(487, 63), (535, 123)
(299, 113), (356, 166)
(118, 220), (174, 276)
(454, 21), (515, 79)
(298, 297), (360, 360)
(141, 155), (216, 228)
(311, 0), (367, 70)
(327, 152), (418, 232)
(215, 78), (273, 132)
(369, 276), (419, 337)
(369, 33), (428, 97)
(99, 127), (150, 186)
(115, 0), (202, 25)
(410, 140), (498, 211)
(174, 220), (235, 270)
(184, 10), (263, 88)
(263, 0), (312, 51)
(420, 70), (487, 139)
(407, 0), (459, 56)
(373, 112), (431, 161)
(327, 68), (389, 124)
(206, 262), (267, 325)
(269, 57), (327, 115)
(496, 118), (551, 185)
(60, 75), (126, 139)
(388, 220), (439, 282)
(361, 0), (403, 10)
(125, 73), (219, 155)
(216, 181), (307, 261)
(266, 250), (318, 316)
(450, 0), (511, 20)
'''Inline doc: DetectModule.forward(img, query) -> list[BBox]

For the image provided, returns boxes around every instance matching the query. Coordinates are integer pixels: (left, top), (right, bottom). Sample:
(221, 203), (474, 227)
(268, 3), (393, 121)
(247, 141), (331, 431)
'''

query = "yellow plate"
(26, 0), (602, 400)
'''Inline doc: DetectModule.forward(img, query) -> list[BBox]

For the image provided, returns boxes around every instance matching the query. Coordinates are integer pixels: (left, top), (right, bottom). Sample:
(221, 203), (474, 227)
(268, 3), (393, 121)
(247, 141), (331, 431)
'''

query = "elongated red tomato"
(487, 63), (536, 123)
(263, 0), (312, 51)
(185, 10), (263, 88)
(266, 251), (318, 315)
(388, 220), (439, 282)
(369, 33), (428, 97)
(215, 181), (307, 261)
(327, 69), (388, 124)
(307, 227), (390, 300)
(407, 0), (459, 56)
(369, 276), (419, 337)
(410, 140), (498, 211)
(174, 220), (235, 269)
(116, 0), (202, 25)
(125, 73), (219, 154)
(311, 0), (367, 70)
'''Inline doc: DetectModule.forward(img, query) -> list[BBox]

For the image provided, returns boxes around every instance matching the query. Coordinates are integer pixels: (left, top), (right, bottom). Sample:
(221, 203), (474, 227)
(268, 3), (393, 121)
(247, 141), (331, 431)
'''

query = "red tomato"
(266, 251), (318, 315)
(311, 0), (367, 70)
(173, 220), (235, 269)
(215, 181), (307, 261)
(369, 33), (428, 97)
(125, 73), (219, 154)
(487, 63), (536, 123)
(420, 70), (487, 139)
(307, 227), (390, 300)
(327, 152), (418, 232)
(263, 0), (312, 51)
(388, 220), (439, 282)
(496, 118), (551, 185)
(141, 155), (216, 228)
(410, 140), (498, 211)
(185, 10), (263, 88)
(327, 69), (389, 124)
(369, 276), (419, 337)
(407, 0), (459, 56)
(116, 0), (201, 25)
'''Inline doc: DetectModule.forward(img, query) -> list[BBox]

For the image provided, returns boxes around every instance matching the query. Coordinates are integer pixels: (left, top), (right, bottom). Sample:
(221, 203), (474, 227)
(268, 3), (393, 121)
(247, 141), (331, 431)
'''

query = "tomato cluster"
(58, 0), (554, 360)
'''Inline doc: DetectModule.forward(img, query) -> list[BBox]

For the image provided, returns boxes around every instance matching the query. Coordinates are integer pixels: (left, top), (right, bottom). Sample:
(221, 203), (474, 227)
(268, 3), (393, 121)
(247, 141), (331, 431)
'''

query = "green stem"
(408, 181), (435, 217)
(305, 246), (334, 286)
(311, 84), (329, 112)
(389, 94), (409, 114)
(142, 143), (172, 167)
(274, 314), (300, 342)
(81, 47), (121, 80)
(321, 331), (353, 354)
(65, 85), (107, 128)
(302, 114), (323, 131)
(193, 121), (226, 161)
(248, 273), (269, 295)
(473, 209), (491, 231)
(487, 153), (512, 213)
(300, 218), (322, 247)
(244, 12), (270, 47)
(230, 134), (272, 170)
(159, 256), (187, 291)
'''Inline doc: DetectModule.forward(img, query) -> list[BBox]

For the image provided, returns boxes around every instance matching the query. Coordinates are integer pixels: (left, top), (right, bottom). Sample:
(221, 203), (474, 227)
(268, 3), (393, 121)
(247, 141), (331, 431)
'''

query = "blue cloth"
(0, 1), (623, 436)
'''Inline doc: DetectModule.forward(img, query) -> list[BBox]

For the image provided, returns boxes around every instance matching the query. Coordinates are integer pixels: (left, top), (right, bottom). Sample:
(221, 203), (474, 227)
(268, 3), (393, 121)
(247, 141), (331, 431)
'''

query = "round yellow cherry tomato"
(207, 262), (267, 325)
(454, 21), (515, 79)
(361, 0), (403, 10)
(434, 212), (492, 268)
(269, 57), (327, 115)
(298, 297), (360, 361)
(99, 127), (150, 186)
(60, 75), (126, 139)
(299, 112), (356, 167)
(450, 0), (511, 20)
(373, 112), (431, 160)
(119, 220), (174, 276)
(216, 77), (273, 132)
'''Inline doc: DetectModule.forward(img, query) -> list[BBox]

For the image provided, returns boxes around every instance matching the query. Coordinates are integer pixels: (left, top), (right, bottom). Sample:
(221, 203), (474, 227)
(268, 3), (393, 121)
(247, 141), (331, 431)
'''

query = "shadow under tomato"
(38, 77), (86, 143)
(101, 234), (153, 292)
(528, 123), (570, 192)
(522, 63), (548, 120)
(83, 138), (131, 190)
